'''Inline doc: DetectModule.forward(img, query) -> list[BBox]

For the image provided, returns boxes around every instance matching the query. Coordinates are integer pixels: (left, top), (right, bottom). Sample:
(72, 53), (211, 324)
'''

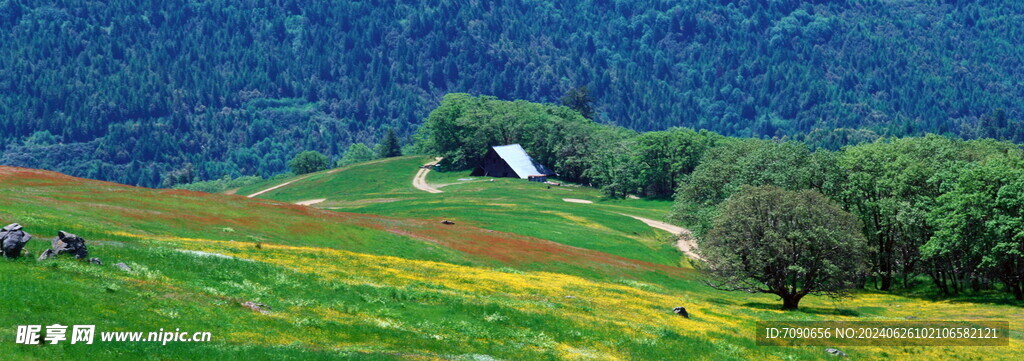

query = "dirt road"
(413, 158), (443, 193)
(247, 177), (307, 198)
(621, 214), (703, 261)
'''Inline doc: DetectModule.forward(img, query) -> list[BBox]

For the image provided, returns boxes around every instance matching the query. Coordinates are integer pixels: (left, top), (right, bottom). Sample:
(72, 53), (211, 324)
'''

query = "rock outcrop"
(38, 231), (89, 260)
(0, 223), (31, 259)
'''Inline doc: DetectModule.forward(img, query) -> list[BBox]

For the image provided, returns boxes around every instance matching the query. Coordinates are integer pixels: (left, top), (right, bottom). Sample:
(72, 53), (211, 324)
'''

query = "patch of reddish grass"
(344, 213), (690, 277)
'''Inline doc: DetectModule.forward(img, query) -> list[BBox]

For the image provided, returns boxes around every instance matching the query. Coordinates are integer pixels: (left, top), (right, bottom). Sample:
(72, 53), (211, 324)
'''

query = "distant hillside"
(3, 0), (1024, 186)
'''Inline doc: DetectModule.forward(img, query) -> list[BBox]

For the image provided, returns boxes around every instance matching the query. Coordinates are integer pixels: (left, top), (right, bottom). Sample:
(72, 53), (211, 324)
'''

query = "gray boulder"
(0, 223), (32, 259)
(114, 262), (132, 271)
(826, 348), (846, 357)
(38, 231), (89, 260)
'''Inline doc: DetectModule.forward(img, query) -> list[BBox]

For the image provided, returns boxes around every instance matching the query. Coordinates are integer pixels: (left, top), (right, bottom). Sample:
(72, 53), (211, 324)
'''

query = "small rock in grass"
(37, 249), (56, 261)
(826, 348), (846, 357)
(88, 257), (102, 265)
(905, 316), (919, 320)
(441, 220), (455, 225)
(673, 306), (689, 318)
(242, 301), (271, 314)
(114, 262), (132, 271)
(0, 223), (32, 259)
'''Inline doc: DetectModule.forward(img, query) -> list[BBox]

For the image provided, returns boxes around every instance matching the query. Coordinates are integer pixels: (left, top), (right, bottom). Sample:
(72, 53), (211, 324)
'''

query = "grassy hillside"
(239, 156), (680, 267)
(2, 163), (1023, 360)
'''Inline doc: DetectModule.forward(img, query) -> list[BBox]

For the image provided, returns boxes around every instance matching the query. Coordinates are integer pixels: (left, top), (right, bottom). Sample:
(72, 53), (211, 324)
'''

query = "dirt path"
(246, 176), (308, 198)
(412, 158), (443, 194)
(295, 198), (326, 206)
(248, 158), (396, 197)
(621, 214), (703, 261)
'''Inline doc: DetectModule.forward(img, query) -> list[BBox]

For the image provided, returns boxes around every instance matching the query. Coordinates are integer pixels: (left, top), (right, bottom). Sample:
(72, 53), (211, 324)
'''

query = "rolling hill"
(3, 158), (1022, 360)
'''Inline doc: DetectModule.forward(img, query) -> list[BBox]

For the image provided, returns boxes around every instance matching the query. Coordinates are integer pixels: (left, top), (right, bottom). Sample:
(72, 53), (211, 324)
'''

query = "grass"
(1, 163), (1022, 360)
(243, 156), (681, 267)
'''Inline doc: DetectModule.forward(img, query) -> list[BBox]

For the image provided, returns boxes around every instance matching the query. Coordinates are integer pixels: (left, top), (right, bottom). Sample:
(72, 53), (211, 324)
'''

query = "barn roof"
(491, 144), (553, 179)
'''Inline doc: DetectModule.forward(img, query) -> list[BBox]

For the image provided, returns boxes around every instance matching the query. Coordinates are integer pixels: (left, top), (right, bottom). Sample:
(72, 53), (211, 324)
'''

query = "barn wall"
(471, 150), (519, 178)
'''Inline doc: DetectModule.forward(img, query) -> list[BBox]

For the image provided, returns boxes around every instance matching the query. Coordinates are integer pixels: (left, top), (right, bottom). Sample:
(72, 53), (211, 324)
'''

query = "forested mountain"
(2, 0), (1023, 186)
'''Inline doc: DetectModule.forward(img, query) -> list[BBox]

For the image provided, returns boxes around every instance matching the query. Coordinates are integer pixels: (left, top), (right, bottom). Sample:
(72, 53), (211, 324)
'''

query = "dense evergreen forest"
(3, 0), (1024, 186)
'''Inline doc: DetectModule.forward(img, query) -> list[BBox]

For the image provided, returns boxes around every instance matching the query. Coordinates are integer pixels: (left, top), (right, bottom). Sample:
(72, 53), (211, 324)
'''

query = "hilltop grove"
(417, 94), (1024, 301)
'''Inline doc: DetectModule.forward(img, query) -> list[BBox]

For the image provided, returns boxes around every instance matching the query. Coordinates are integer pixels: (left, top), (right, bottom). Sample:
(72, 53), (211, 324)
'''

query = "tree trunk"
(780, 293), (803, 310)
(880, 239), (893, 291)
(930, 270), (948, 295)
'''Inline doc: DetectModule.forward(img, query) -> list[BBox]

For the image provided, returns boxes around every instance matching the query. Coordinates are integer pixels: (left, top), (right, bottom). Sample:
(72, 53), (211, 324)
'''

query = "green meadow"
(1, 160), (1022, 360)
(239, 156), (679, 267)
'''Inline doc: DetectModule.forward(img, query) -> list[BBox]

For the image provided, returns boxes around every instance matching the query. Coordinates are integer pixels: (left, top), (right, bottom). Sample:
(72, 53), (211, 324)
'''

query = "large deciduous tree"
(289, 151), (330, 175)
(630, 128), (720, 197)
(674, 139), (824, 206)
(701, 185), (867, 310)
(338, 143), (377, 167)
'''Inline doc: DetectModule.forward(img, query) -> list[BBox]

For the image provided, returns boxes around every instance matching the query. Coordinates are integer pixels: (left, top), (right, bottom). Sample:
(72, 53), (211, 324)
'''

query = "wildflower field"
(1, 159), (1022, 360)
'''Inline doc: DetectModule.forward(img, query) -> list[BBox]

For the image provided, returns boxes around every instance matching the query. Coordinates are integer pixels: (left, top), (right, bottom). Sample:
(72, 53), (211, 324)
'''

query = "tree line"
(418, 94), (1024, 302)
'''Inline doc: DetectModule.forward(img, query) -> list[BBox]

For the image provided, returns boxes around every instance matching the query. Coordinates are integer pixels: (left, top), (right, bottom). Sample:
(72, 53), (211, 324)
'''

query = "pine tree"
(378, 128), (402, 158)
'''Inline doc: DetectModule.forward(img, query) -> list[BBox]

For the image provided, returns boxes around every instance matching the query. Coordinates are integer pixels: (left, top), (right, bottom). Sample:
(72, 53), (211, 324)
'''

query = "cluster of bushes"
(418, 94), (1024, 301)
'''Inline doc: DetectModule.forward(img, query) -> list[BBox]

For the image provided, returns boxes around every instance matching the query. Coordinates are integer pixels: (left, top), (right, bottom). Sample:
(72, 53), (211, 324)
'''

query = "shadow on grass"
(741, 302), (862, 317)
(854, 276), (1024, 307)
(890, 291), (1024, 308)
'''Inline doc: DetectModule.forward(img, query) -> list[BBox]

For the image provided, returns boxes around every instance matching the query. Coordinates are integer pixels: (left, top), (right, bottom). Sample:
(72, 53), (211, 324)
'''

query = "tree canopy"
(338, 143), (378, 167)
(926, 154), (1024, 299)
(701, 185), (867, 309)
(289, 151), (330, 175)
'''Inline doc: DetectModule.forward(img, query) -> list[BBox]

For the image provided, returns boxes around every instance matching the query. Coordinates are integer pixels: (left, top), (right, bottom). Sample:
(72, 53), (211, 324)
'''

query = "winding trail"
(247, 176), (310, 198)
(413, 157), (443, 194)
(620, 214), (703, 261)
